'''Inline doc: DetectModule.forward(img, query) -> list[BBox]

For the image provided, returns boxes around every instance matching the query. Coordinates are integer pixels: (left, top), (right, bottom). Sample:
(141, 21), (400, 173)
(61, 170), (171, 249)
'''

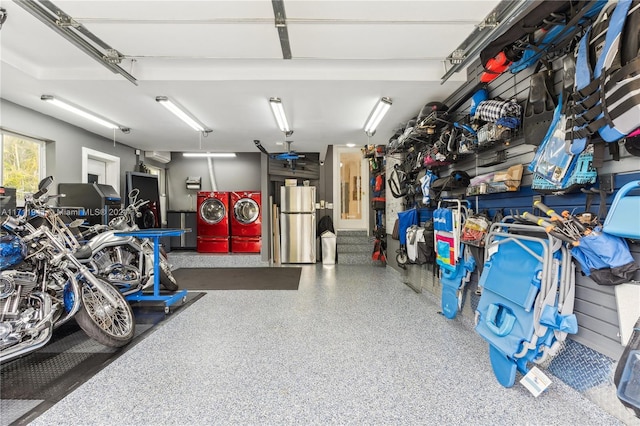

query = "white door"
(87, 158), (106, 184)
(81, 147), (120, 195)
(333, 146), (369, 230)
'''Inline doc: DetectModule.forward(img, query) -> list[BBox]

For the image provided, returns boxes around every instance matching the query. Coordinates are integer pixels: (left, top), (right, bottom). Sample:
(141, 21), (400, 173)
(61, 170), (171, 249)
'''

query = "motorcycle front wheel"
(75, 278), (135, 347)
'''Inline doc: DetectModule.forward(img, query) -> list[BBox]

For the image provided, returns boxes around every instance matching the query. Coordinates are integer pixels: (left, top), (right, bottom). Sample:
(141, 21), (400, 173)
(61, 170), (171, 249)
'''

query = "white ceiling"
(0, 0), (501, 155)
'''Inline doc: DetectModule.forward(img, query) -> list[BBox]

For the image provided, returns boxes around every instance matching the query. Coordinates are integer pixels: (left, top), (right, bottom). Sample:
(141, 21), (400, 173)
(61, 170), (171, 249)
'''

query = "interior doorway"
(87, 158), (106, 184)
(333, 146), (369, 231)
(81, 147), (120, 194)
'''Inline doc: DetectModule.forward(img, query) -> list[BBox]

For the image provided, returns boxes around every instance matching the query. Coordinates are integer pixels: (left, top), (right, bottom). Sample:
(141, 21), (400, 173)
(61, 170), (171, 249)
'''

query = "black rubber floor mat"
(173, 267), (301, 290)
(0, 292), (205, 426)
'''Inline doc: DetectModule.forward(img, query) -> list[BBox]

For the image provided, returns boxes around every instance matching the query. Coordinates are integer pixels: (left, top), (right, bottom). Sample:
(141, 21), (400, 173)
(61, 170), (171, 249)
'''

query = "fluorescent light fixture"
(346, 143), (356, 148)
(41, 95), (127, 131)
(364, 97), (392, 137)
(156, 96), (211, 133)
(182, 153), (236, 158)
(269, 97), (292, 134)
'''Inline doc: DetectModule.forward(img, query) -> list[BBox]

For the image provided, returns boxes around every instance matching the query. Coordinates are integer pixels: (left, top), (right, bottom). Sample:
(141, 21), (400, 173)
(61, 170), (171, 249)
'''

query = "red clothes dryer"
(197, 191), (229, 253)
(230, 236), (261, 253)
(230, 191), (261, 253)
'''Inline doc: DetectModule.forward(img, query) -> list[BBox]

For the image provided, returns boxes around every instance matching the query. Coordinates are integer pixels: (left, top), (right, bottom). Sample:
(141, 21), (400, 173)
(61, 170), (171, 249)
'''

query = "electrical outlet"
(599, 173), (615, 193)
(532, 195), (542, 210)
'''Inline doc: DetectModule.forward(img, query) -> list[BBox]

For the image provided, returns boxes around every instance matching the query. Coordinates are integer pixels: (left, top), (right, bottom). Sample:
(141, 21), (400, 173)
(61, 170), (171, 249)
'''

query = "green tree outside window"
(2, 134), (43, 204)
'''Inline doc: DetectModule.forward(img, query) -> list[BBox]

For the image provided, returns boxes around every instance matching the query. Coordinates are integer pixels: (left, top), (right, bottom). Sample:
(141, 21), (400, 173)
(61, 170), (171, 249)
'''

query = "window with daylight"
(1, 131), (47, 206)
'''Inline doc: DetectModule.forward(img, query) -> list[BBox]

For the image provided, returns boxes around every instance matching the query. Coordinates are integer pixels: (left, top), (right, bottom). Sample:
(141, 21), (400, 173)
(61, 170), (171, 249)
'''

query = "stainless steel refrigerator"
(280, 186), (316, 263)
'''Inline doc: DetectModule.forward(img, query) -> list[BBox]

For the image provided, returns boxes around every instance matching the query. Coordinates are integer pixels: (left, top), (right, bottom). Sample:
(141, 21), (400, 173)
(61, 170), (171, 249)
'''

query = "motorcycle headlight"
(109, 216), (127, 231)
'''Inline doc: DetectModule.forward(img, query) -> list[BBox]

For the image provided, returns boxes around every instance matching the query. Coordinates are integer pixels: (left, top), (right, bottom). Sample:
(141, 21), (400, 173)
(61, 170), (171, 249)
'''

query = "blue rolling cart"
(115, 228), (188, 313)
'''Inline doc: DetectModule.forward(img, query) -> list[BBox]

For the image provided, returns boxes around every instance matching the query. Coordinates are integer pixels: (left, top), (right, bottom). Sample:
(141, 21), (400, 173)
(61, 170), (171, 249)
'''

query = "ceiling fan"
(254, 140), (306, 169)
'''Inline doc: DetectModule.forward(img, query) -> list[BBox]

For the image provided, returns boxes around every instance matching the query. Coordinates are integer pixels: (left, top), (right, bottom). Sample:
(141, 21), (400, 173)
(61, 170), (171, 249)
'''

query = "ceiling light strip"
(156, 97), (211, 133)
(41, 95), (127, 131)
(269, 97), (291, 133)
(14, 0), (137, 86)
(364, 97), (392, 136)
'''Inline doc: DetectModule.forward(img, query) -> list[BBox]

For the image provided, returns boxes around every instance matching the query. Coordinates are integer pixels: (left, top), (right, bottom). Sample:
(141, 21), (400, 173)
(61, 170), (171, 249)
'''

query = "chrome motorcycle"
(0, 177), (135, 364)
(78, 189), (178, 296)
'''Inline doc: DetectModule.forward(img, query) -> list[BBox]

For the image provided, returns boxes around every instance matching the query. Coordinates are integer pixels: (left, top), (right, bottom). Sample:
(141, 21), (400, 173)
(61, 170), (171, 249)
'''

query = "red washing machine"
(230, 191), (261, 253)
(197, 191), (230, 253)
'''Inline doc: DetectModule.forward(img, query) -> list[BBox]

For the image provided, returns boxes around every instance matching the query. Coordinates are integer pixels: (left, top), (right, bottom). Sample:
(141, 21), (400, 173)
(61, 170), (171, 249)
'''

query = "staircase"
(336, 230), (374, 265)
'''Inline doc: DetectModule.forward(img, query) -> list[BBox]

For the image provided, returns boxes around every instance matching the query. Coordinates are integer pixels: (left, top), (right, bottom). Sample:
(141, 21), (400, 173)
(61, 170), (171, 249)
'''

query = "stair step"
(337, 242), (372, 253)
(336, 235), (373, 245)
(338, 252), (375, 265)
(332, 230), (376, 264)
(336, 230), (369, 237)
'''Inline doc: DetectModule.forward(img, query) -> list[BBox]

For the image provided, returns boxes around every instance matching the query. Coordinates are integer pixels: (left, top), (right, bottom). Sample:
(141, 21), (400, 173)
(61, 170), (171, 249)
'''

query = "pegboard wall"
(383, 53), (640, 362)
(385, 154), (405, 232)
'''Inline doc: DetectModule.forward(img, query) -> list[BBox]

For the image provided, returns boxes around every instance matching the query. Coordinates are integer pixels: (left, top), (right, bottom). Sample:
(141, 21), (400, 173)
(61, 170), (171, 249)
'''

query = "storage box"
(492, 164), (523, 191)
(466, 165), (523, 195)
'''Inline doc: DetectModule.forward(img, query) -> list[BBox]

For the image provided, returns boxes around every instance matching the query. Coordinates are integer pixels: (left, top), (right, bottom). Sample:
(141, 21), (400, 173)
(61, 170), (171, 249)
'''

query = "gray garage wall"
(165, 153), (261, 211)
(1, 99), (138, 196)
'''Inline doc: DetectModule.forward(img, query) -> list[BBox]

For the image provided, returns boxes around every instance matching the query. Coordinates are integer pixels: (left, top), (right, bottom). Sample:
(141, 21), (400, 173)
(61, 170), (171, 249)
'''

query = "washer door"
(234, 198), (259, 224)
(200, 198), (226, 224)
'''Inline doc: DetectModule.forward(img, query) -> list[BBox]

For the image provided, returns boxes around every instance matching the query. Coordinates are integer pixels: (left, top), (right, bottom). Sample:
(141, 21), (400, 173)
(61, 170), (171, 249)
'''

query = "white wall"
(1, 99), (138, 195)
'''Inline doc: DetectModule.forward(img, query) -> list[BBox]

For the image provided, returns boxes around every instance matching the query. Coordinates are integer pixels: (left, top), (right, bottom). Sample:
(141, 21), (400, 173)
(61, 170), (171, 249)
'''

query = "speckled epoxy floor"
(27, 264), (622, 426)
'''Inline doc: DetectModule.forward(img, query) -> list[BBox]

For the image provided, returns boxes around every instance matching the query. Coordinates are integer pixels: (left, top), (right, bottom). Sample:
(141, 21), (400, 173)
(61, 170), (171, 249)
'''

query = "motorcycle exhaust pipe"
(0, 293), (54, 364)
(0, 326), (53, 364)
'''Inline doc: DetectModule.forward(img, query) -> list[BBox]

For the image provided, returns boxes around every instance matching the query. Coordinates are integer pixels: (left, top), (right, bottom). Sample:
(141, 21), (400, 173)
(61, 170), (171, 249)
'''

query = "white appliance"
(144, 151), (171, 164)
(280, 186), (316, 263)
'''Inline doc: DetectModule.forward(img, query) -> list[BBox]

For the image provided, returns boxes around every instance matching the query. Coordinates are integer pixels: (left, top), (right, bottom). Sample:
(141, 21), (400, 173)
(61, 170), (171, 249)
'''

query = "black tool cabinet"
(166, 210), (197, 250)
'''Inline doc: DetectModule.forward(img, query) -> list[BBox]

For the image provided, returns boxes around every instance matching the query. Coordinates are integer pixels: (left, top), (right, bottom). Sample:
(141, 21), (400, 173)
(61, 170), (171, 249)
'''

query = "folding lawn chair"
(475, 221), (578, 387)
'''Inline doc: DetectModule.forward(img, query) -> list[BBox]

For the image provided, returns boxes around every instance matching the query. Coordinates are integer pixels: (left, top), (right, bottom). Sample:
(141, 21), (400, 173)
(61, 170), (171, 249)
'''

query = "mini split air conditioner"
(144, 151), (171, 164)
